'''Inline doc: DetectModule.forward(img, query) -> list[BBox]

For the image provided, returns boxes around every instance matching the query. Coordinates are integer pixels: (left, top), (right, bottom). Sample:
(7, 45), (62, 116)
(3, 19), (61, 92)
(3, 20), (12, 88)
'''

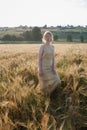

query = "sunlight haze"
(0, 0), (87, 27)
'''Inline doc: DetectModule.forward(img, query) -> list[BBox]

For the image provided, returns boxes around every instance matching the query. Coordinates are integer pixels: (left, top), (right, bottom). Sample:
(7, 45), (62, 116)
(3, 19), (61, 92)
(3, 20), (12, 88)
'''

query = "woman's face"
(45, 33), (52, 43)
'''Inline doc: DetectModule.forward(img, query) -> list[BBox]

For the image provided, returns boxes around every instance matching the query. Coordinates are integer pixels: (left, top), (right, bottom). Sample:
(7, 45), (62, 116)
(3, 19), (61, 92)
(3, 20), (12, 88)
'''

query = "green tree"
(11, 35), (17, 41)
(22, 31), (32, 40)
(2, 34), (18, 41)
(32, 27), (42, 41)
(54, 34), (58, 41)
(2, 34), (11, 41)
(80, 35), (84, 43)
(67, 34), (73, 42)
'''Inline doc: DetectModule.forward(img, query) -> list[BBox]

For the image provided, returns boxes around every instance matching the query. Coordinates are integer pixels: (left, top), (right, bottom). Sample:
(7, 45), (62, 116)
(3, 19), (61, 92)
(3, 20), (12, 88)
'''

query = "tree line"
(1, 26), (86, 43)
(1, 27), (42, 41)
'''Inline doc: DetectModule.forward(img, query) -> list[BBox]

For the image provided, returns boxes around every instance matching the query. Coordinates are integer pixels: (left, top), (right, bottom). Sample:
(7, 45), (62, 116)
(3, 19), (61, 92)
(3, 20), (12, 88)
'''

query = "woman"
(38, 31), (61, 94)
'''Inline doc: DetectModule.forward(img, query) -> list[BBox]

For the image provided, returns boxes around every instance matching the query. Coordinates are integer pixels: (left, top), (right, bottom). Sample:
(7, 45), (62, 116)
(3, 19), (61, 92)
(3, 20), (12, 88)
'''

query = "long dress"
(38, 44), (61, 94)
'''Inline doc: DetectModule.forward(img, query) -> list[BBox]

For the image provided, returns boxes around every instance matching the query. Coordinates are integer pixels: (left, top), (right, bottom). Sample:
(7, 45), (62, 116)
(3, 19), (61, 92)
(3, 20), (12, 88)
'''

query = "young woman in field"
(38, 31), (61, 95)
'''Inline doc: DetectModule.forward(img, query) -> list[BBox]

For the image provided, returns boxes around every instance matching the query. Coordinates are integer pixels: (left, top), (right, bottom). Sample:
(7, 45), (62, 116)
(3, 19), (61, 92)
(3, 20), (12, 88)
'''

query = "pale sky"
(0, 0), (87, 27)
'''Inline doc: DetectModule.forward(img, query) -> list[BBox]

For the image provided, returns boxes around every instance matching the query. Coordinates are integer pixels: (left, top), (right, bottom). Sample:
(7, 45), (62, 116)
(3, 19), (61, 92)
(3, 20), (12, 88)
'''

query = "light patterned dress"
(38, 44), (61, 94)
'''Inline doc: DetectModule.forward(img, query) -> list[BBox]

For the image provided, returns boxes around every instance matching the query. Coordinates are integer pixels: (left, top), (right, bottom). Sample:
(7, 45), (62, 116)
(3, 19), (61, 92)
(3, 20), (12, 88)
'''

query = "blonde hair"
(42, 31), (53, 43)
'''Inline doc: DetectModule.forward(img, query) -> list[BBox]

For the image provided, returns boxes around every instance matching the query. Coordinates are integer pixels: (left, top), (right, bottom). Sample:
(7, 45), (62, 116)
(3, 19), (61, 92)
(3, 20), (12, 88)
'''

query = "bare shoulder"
(40, 44), (44, 48)
(39, 44), (44, 52)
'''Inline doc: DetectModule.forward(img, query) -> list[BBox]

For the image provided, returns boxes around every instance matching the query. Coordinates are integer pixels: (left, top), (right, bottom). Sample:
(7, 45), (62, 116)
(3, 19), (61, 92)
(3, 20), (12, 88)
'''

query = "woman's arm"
(52, 46), (56, 74)
(38, 45), (44, 77)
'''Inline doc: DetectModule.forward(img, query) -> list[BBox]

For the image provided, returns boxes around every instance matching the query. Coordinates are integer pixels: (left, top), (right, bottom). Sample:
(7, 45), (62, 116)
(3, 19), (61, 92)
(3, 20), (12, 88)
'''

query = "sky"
(0, 0), (87, 27)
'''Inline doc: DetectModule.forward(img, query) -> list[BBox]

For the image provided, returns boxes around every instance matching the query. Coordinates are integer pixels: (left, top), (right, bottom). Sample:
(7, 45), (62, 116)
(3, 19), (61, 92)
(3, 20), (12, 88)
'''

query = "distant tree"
(2, 34), (11, 41)
(80, 35), (84, 43)
(2, 34), (23, 41)
(54, 34), (58, 41)
(22, 31), (32, 40)
(17, 36), (24, 41)
(57, 25), (62, 28)
(43, 24), (47, 28)
(11, 35), (17, 41)
(32, 27), (42, 41)
(67, 34), (73, 42)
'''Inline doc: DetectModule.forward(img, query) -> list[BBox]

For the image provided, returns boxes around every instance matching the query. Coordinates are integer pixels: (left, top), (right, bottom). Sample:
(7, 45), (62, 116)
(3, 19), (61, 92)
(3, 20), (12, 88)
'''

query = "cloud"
(80, 0), (87, 6)
(71, 0), (87, 7)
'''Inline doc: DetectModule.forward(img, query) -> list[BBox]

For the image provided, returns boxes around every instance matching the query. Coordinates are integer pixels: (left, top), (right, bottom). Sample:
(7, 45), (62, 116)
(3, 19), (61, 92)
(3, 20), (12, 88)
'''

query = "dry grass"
(0, 43), (87, 130)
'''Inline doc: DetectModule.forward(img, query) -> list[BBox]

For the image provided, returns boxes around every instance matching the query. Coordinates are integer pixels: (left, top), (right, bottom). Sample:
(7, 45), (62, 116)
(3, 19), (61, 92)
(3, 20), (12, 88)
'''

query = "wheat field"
(0, 43), (87, 130)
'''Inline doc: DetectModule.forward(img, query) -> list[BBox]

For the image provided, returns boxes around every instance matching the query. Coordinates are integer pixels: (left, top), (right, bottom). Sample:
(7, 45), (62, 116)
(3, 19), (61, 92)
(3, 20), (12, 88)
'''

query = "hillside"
(0, 25), (87, 42)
